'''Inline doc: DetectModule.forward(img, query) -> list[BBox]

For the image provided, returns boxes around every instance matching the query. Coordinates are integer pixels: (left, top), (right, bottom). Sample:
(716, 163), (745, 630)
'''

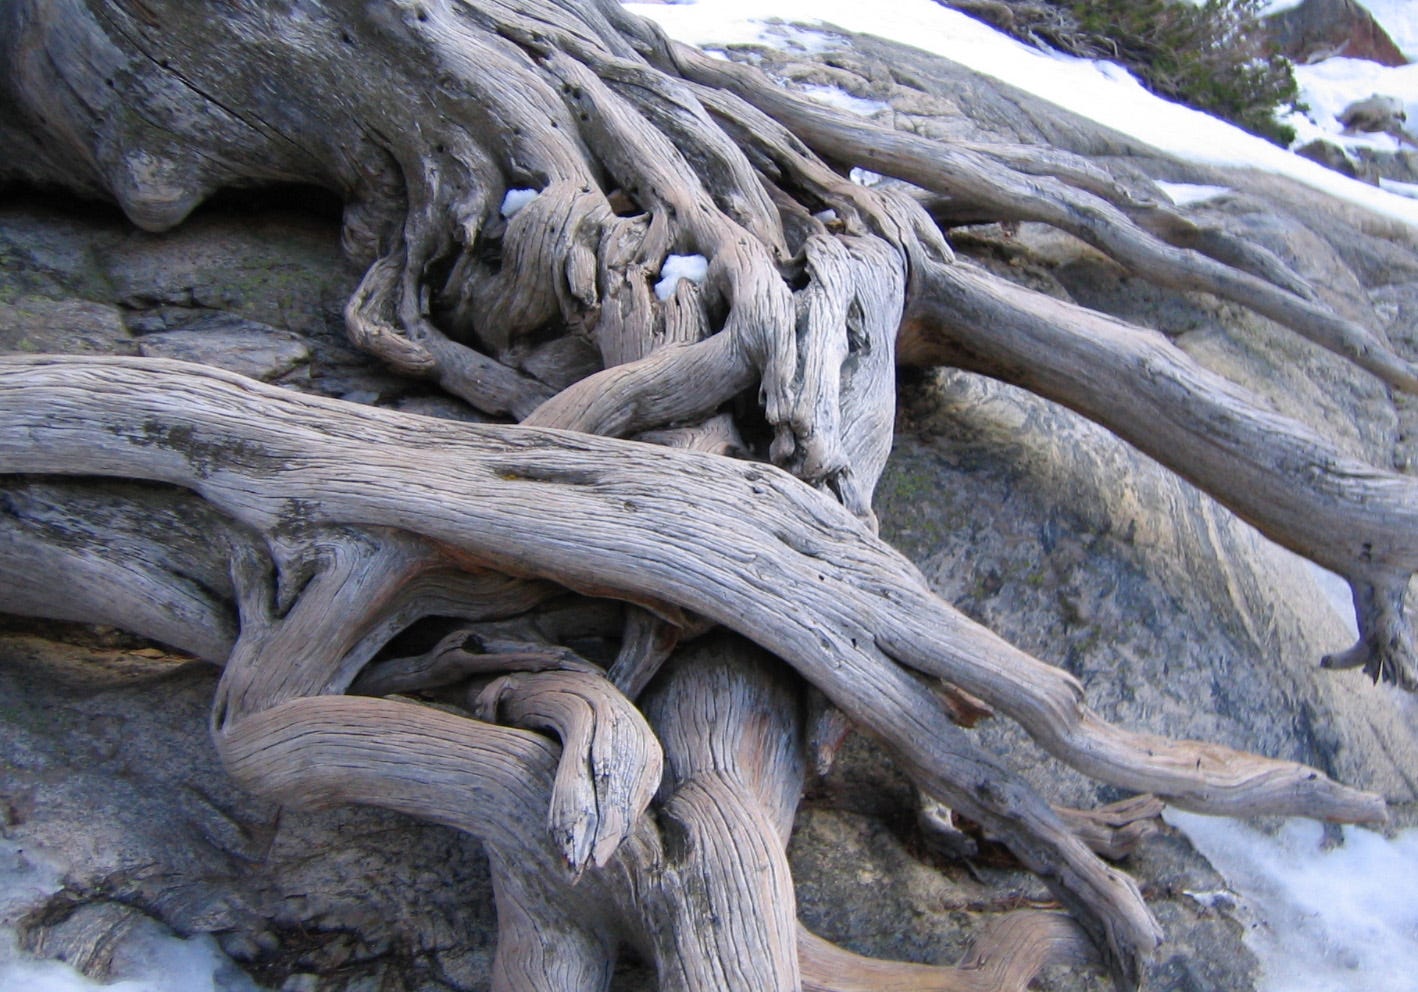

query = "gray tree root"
(899, 260), (1418, 688)
(2, 0), (1415, 988)
(798, 912), (1095, 992)
(654, 36), (1418, 394)
(0, 354), (1392, 987)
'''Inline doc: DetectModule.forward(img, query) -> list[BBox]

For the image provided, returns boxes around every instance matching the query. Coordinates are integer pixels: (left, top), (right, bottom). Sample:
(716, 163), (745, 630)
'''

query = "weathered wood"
(1, 353), (1394, 986)
(0, 356), (1381, 822)
(475, 668), (664, 872)
(0, 481), (242, 663)
(3, 0), (1415, 987)
(899, 260), (1418, 687)
(799, 912), (1095, 992)
(660, 39), (1418, 394)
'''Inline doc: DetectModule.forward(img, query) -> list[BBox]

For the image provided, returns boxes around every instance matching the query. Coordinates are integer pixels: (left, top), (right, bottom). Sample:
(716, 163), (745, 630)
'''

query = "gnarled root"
(475, 668), (664, 873)
(649, 33), (1418, 395)
(3, 0), (1413, 985)
(799, 911), (1095, 992)
(1322, 575), (1418, 690)
(900, 260), (1418, 685)
(2, 355), (1392, 988)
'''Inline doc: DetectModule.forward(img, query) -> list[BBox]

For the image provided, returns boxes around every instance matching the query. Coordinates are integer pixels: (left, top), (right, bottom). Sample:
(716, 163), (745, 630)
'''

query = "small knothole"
(435, 143), (446, 154)
(105, 78), (115, 88)
(415, 5), (429, 21)
(341, 30), (353, 45)
(607, 189), (641, 217)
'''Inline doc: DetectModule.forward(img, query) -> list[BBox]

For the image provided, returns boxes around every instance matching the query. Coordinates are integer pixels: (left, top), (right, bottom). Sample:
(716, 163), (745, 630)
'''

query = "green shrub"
(956, 0), (1304, 146)
(1079, 0), (1300, 145)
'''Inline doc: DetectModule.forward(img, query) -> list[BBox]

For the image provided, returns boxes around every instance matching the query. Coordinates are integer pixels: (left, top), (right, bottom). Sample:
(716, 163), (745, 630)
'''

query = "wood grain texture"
(3, 0), (1414, 986)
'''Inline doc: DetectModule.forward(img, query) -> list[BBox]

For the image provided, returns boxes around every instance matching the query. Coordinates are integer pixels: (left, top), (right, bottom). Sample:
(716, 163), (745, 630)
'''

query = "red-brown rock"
(1263, 0), (1407, 66)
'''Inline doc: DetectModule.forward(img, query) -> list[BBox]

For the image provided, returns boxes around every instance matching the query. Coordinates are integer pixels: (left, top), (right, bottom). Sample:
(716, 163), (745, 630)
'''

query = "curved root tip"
(1321, 575), (1417, 692)
(474, 670), (664, 872)
(798, 910), (1096, 992)
(1322, 639), (1418, 692)
(344, 256), (438, 375)
(1052, 796), (1166, 861)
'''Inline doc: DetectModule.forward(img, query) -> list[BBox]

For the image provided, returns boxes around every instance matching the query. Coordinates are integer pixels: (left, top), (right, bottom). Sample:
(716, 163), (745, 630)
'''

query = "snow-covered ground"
(628, 0), (1418, 226)
(1167, 812), (1418, 992)
(5, 3), (1417, 991)
(0, 841), (265, 992)
(1285, 57), (1418, 158)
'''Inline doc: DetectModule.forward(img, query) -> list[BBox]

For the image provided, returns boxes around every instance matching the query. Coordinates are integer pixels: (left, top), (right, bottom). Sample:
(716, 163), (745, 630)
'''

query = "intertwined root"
(5, 0), (1411, 674)
(0, 356), (1391, 989)
(1, 0), (1414, 987)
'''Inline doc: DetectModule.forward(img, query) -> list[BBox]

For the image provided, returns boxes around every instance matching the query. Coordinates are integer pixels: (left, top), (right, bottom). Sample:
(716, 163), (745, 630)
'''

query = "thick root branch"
(900, 260), (1418, 684)
(215, 693), (560, 851)
(475, 669), (663, 872)
(798, 912), (1094, 992)
(0, 356), (1382, 833)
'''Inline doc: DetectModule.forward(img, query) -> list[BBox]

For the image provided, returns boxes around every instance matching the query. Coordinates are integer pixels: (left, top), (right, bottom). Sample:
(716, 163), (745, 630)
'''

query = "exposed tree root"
(0, 354), (1393, 987)
(654, 37), (1418, 394)
(475, 668), (663, 873)
(899, 261), (1418, 687)
(798, 912), (1095, 992)
(2, 0), (1414, 987)
(1051, 797), (1168, 862)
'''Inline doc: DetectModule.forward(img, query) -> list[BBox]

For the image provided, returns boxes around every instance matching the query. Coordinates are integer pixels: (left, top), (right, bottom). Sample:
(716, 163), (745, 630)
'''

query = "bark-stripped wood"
(475, 668), (664, 873)
(1, 0), (1414, 988)
(798, 912), (1095, 992)
(0, 353), (1392, 987)
(899, 261), (1418, 688)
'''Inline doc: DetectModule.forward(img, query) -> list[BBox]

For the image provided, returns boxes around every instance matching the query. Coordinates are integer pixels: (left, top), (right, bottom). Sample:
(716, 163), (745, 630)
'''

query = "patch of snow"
(654, 253), (709, 300)
(0, 840), (267, 992)
(1182, 888), (1237, 911)
(848, 167), (881, 186)
(626, 6), (836, 54)
(623, 0), (1418, 227)
(1166, 812), (1418, 992)
(500, 188), (539, 219)
(1155, 181), (1232, 207)
(1283, 58), (1418, 154)
(797, 84), (889, 116)
(1364, 0), (1418, 62)
(812, 208), (838, 222)
(1381, 177), (1418, 200)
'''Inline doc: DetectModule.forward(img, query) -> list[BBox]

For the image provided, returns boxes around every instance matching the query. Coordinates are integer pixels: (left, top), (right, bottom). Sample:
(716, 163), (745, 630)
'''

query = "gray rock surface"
(2, 21), (1417, 992)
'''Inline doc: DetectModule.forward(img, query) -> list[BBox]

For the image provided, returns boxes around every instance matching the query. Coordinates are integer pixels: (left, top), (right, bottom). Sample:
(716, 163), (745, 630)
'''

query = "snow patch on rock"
(654, 253), (709, 300)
